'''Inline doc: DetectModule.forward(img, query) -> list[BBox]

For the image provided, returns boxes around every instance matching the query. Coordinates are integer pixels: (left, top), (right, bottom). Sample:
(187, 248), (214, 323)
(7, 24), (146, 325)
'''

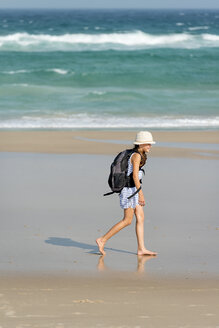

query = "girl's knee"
(135, 206), (144, 223)
(136, 214), (144, 223)
(122, 210), (134, 226)
(122, 217), (132, 226)
(123, 207), (134, 225)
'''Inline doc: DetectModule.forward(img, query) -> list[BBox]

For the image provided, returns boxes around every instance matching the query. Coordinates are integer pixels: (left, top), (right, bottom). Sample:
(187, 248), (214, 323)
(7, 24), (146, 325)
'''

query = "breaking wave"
(0, 114), (218, 129)
(0, 31), (219, 51)
(188, 26), (209, 31)
(2, 68), (70, 75)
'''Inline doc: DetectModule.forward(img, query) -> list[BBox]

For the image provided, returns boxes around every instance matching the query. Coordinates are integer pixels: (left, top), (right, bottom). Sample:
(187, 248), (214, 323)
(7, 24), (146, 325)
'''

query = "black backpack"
(103, 149), (145, 200)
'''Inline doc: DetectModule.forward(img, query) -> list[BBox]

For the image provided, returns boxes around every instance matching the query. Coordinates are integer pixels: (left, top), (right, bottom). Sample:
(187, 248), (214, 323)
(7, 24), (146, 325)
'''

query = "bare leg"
(135, 205), (157, 256)
(96, 208), (134, 255)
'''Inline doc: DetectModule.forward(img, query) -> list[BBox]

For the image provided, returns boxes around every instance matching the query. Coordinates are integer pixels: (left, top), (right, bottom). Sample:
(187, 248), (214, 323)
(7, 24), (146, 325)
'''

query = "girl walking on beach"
(96, 131), (157, 256)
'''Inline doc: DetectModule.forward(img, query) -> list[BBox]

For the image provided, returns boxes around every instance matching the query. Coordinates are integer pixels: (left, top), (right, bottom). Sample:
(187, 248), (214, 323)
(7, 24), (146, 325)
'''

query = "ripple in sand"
(72, 312), (86, 315)
(72, 299), (104, 304)
(5, 310), (16, 317)
(202, 313), (216, 316)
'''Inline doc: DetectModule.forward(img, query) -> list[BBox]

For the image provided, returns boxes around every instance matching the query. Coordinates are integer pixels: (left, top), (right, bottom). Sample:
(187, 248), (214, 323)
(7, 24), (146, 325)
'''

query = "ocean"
(0, 9), (219, 130)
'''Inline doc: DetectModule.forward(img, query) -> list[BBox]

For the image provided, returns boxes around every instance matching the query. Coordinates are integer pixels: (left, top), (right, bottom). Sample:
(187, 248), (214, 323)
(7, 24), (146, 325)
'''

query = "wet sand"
(0, 152), (218, 276)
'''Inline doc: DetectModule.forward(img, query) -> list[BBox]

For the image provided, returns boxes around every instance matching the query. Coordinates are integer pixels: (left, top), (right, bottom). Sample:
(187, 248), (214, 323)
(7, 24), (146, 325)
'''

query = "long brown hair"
(133, 145), (147, 167)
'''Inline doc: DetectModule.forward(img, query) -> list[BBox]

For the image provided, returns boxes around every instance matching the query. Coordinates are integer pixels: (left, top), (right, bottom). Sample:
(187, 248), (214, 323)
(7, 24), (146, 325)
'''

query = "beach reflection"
(137, 255), (156, 273)
(97, 254), (157, 273)
(45, 237), (157, 273)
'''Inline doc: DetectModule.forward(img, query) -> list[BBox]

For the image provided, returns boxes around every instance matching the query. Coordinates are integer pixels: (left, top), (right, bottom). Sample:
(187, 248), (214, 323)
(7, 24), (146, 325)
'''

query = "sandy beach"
(0, 130), (219, 159)
(0, 130), (219, 327)
(1, 274), (219, 328)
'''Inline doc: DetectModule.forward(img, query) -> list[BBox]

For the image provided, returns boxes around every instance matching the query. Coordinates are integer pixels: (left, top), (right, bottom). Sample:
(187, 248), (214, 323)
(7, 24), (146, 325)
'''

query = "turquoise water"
(0, 9), (219, 130)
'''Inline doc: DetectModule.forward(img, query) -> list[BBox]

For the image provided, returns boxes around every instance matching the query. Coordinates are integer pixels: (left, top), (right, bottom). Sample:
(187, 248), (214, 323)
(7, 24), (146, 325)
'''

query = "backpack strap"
(127, 186), (142, 200)
(140, 168), (145, 175)
(104, 186), (142, 199)
(103, 191), (115, 197)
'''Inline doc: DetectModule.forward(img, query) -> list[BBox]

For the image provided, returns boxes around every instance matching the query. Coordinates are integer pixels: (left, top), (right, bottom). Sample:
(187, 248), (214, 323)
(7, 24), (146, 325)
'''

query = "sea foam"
(0, 31), (219, 51)
(0, 114), (218, 129)
(188, 26), (209, 31)
(4, 70), (30, 74)
(46, 69), (68, 75)
(2, 68), (70, 75)
(203, 34), (219, 41)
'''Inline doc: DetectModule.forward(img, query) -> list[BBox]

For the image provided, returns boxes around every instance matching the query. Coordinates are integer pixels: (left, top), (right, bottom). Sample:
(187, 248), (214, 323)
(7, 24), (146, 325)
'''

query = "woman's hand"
(138, 192), (145, 206)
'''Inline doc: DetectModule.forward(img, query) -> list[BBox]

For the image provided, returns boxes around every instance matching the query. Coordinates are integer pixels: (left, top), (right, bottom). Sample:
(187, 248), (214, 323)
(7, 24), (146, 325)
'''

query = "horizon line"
(0, 7), (219, 10)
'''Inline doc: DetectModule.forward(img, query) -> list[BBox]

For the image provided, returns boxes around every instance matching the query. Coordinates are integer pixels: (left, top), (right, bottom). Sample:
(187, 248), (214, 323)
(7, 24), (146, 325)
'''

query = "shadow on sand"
(45, 237), (136, 255)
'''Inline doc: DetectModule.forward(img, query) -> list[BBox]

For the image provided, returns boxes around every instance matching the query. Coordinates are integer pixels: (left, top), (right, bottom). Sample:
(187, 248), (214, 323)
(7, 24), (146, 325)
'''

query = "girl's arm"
(131, 153), (145, 206)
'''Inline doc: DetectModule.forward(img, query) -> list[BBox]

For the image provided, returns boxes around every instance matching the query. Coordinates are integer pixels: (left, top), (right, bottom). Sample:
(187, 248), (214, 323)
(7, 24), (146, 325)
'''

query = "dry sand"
(1, 274), (219, 328)
(0, 130), (219, 159)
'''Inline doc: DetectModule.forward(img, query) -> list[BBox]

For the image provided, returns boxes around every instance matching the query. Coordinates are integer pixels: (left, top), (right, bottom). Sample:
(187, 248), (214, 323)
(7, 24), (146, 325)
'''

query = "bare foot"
(137, 248), (157, 256)
(96, 238), (106, 255)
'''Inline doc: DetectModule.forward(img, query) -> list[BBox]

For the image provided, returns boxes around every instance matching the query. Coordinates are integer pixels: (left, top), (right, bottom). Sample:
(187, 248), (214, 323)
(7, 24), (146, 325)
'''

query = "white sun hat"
(134, 131), (156, 145)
